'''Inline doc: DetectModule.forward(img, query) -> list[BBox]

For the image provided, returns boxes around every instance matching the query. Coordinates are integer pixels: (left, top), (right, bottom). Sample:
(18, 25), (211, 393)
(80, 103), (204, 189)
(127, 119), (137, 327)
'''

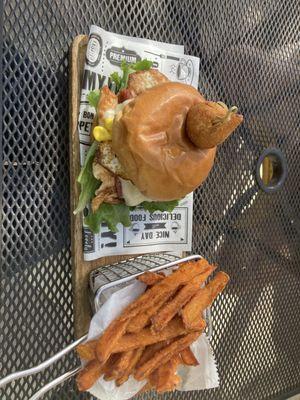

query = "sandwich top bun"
(112, 82), (216, 201)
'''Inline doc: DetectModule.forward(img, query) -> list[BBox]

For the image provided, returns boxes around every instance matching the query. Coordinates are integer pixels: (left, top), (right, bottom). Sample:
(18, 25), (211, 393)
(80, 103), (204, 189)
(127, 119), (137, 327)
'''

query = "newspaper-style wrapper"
(78, 25), (201, 261)
(84, 281), (219, 400)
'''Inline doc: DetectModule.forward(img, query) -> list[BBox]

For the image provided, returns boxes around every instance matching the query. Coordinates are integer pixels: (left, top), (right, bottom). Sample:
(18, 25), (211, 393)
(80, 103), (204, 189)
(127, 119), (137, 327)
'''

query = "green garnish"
(84, 198), (179, 233)
(84, 203), (131, 233)
(141, 200), (179, 213)
(74, 141), (100, 214)
(87, 89), (101, 108)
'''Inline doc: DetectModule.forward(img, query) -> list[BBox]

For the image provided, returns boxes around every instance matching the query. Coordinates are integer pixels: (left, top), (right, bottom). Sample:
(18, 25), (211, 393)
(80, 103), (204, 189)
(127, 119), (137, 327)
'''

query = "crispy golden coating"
(113, 316), (189, 353)
(137, 271), (165, 286)
(180, 346), (199, 366)
(126, 290), (175, 334)
(76, 360), (104, 392)
(186, 101), (243, 149)
(137, 342), (169, 369)
(76, 340), (97, 361)
(155, 354), (181, 393)
(134, 330), (203, 381)
(94, 261), (211, 365)
(96, 319), (129, 363)
(127, 69), (169, 96)
(94, 141), (128, 179)
(151, 265), (215, 332)
(182, 271), (230, 330)
(118, 259), (212, 321)
(115, 347), (144, 386)
(76, 259), (229, 395)
(91, 163), (120, 212)
(104, 350), (134, 380)
(97, 86), (117, 124)
(102, 353), (121, 380)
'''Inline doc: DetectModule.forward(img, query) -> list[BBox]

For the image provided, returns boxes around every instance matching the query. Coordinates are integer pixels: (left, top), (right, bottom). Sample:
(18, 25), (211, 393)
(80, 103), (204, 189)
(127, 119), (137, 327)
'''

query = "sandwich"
(74, 60), (243, 233)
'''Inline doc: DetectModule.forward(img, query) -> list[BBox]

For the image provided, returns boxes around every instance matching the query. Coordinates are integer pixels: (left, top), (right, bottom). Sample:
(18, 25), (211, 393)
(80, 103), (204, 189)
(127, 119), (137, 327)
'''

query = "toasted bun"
(112, 82), (216, 201)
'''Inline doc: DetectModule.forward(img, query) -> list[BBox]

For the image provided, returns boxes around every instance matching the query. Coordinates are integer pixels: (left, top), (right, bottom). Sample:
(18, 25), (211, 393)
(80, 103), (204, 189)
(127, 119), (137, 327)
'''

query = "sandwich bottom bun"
(112, 82), (216, 201)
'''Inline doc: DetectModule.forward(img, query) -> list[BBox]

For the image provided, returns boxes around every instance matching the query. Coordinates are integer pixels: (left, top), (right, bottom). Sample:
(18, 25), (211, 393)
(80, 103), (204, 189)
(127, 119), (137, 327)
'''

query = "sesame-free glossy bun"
(112, 82), (216, 201)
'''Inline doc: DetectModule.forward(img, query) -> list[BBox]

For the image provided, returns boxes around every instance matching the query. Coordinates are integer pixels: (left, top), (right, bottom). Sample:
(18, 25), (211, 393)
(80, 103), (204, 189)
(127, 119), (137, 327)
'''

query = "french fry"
(137, 342), (169, 368)
(96, 318), (129, 363)
(134, 329), (203, 381)
(115, 373), (130, 387)
(114, 350), (135, 376)
(77, 260), (229, 395)
(113, 316), (190, 353)
(180, 346), (199, 366)
(103, 370), (117, 381)
(119, 259), (211, 321)
(151, 265), (215, 332)
(127, 290), (175, 333)
(115, 347), (144, 386)
(76, 340), (97, 361)
(102, 353), (121, 380)
(129, 347), (145, 371)
(76, 360), (104, 391)
(155, 354), (181, 393)
(96, 261), (209, 363)
(147, 369), (159, 391)
(103, 371), (115, 381)
(103, 350), (135, 381)
(137, 271), (164, 286)
(182, 271), (229, 330)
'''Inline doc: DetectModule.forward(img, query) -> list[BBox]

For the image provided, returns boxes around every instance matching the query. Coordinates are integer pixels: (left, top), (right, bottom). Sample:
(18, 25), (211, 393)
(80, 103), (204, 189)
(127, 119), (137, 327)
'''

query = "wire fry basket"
(89, 253), (213, 338)
(0, 253), (213, 399)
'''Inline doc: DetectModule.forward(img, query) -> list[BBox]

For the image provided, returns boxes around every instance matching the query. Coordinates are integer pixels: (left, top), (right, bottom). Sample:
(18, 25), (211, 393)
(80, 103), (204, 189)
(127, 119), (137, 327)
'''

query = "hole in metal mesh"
(256, 148), (287, 193)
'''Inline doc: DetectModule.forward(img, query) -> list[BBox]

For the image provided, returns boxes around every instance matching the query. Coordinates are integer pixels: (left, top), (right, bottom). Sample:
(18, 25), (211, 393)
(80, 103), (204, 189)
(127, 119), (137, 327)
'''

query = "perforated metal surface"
(1, 1), (300, 399)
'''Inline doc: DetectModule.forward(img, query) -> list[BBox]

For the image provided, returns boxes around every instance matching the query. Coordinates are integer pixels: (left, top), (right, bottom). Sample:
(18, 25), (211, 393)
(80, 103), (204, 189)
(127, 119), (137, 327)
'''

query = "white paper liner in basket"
(83, 281), (219, 400)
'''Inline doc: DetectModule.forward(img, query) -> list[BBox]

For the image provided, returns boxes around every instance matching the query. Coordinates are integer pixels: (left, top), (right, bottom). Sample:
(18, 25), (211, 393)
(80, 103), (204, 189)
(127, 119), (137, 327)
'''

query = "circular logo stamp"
(86, 33), (102, 67)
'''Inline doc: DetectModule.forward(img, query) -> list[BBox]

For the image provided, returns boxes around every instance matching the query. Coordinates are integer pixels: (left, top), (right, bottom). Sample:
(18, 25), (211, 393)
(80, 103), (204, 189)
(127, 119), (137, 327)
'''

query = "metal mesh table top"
(1, 1), (300, 399)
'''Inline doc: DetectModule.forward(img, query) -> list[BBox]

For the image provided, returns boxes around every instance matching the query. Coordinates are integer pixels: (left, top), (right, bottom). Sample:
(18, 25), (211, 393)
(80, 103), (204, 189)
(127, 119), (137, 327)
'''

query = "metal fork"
(0, 335), (87, 398)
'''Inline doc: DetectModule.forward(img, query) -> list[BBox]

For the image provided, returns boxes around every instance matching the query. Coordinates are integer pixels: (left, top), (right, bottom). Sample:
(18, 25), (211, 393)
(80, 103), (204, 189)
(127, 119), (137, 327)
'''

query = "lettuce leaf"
(141, 200), (179, 213)
(110, 72), (122, 91)
(131, 59), (153, 71)
(119, 60), (132, 91)
(87, 89), (101, 108)
(74, 141), (100, 214)
(84, 199), (179, 233)
(84, 203), (131, 233)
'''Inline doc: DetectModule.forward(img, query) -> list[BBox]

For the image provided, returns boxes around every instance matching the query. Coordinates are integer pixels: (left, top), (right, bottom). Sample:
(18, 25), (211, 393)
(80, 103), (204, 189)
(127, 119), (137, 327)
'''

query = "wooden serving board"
(69, 36), (186, 338)
(69, 35), (134, 338)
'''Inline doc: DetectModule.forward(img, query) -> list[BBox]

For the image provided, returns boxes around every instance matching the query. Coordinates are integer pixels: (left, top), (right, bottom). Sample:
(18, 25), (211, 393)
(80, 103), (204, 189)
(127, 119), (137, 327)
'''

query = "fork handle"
(29, 366), (82, 400)
(0, 334), (87, 388)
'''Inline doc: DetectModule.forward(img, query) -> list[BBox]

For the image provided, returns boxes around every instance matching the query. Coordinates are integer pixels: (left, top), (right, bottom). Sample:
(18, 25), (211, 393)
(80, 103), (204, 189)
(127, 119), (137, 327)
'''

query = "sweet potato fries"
(76, 258), (229, 394)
